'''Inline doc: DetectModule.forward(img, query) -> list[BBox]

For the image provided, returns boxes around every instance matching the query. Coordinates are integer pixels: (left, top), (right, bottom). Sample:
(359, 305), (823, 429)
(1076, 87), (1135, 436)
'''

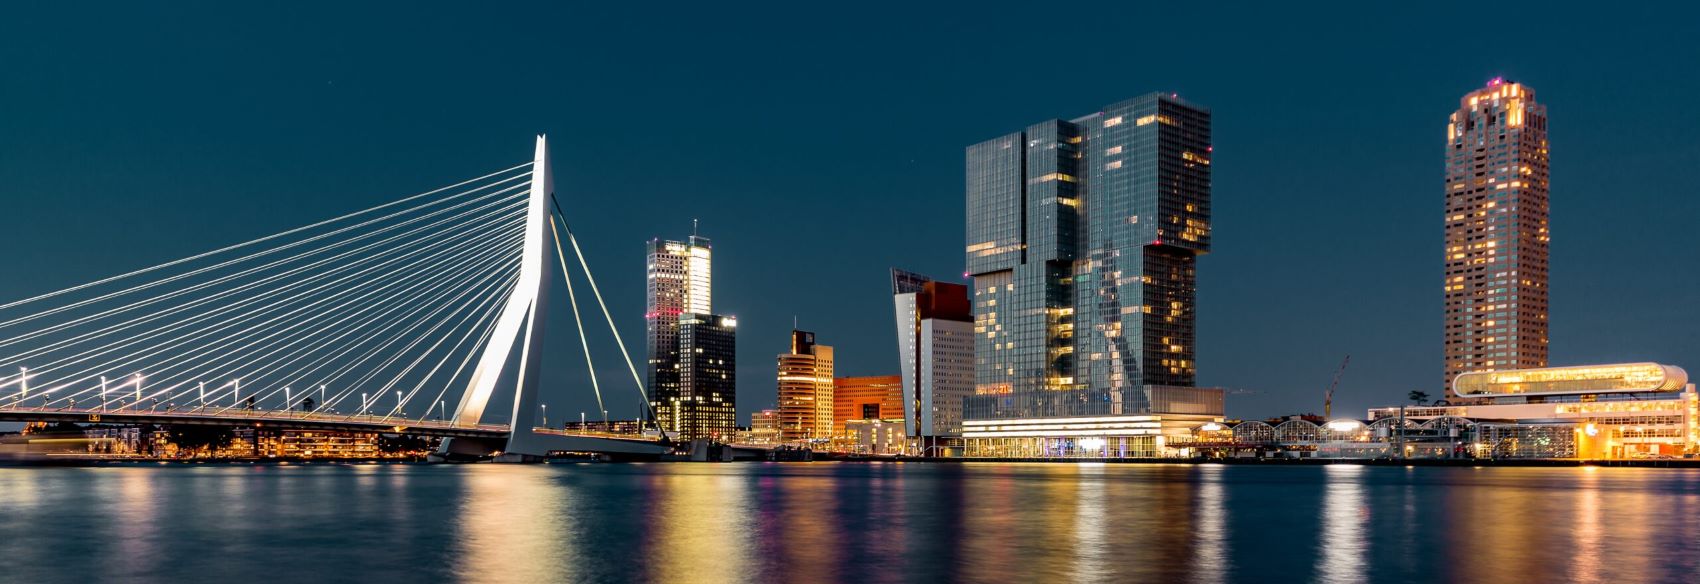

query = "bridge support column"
(438, 135), (558, 460)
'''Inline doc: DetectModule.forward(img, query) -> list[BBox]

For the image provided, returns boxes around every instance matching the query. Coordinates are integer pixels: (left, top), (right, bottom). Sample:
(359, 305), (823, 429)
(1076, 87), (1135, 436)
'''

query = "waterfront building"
(557, 419), (646, 435)
(1443, 79), (1550, 399)
(747, 409), (780, 444)
(677, 313), (737, 439)
(961, 93), (1223, 458)
(776, 330), (833, 442)
(646, 231), (738, 440)
(1351, 363), (1695, 460)
(844, 418), (907, 455)
(833, 375), (904, 437)
(891, 269), (974, 441)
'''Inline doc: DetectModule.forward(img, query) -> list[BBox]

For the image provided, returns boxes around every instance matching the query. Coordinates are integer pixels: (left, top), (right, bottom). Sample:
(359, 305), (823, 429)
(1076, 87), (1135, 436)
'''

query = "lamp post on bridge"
(100, 376), (108, 412)
(132, 373), (142, 411)
(394, 390), (401, 416)
(285, 387), (292, 415)
(18, 367), (28, 407)
(361, 392), (368, 416)
(197, 381), (205, 410)
(540, 403), (546, 428)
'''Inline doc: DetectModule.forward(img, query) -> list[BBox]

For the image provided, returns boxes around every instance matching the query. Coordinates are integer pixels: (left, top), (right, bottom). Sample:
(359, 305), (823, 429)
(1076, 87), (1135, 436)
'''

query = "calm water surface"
(1, 463), (1698, 583)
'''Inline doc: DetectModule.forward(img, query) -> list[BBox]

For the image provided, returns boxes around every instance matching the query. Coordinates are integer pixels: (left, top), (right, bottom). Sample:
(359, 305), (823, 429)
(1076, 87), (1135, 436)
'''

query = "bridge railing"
(0, 403), (510, 432)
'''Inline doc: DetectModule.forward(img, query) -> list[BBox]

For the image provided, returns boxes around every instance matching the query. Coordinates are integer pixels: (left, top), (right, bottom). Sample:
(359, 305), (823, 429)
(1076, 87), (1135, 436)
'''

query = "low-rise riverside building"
(1203, 363), (1697, 461)
(960, 386), (1226, 458)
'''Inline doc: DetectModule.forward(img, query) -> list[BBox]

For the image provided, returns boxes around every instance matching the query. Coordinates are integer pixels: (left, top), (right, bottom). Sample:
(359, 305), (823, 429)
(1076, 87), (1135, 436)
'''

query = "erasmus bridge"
(0, 136), (673, 460)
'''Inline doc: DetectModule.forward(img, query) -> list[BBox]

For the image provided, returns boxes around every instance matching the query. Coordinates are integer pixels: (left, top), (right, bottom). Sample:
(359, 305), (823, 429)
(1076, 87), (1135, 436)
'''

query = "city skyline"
(2, 4), (1697, 423)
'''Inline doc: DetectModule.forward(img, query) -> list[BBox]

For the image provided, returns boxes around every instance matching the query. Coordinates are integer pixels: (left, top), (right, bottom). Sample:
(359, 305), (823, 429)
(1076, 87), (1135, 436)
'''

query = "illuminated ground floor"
(960, 414), (1225, 459)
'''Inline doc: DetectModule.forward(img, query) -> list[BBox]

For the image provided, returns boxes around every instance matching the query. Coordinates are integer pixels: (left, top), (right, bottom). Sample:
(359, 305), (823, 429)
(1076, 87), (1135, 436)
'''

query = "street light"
(540, 403), (547, 428)
(361, 392), (369, 415)
(100, 376), (109, 412)
(394, 390), (401, 414)
(132, 373), (143, 410)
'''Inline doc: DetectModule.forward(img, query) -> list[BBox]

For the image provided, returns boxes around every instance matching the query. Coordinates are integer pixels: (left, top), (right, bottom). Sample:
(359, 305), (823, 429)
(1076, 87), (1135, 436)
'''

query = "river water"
(0, 462), (1697, 583)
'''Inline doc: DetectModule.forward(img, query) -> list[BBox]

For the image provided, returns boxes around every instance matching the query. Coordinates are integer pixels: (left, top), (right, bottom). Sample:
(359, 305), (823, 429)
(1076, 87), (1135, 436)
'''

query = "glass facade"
(676, 313), (736, 439)
(1453, 363), (1689, 397)
(647, 234), (733, 440)
(1443, 80), (1550, 397)
(966, 93), (1212, 413)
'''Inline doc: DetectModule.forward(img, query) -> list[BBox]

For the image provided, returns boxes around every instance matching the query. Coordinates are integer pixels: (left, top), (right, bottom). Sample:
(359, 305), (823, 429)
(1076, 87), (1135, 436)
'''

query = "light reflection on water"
(0, 463), (1698, 583)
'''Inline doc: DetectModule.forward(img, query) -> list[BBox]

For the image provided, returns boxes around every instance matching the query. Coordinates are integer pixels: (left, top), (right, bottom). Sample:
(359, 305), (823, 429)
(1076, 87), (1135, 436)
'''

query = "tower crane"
(1323, 355), (1351, 418)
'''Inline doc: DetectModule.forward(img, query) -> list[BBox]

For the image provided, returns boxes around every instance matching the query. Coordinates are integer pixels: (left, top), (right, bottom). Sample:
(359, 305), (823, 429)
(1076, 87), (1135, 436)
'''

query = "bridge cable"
(547, 217), (608, 427)
(548, 193), (669, 441)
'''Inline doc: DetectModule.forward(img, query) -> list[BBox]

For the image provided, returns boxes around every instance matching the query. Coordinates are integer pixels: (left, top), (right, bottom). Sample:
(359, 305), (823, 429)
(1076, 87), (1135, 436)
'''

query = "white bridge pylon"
(445, 136), (666, 459)
(0, 134), (664, 458)
(442, 136), (555, 457)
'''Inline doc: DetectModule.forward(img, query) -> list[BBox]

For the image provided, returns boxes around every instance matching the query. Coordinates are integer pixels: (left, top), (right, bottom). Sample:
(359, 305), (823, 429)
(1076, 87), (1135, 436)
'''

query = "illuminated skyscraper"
(677, 313), (736, 439)
(965, 93), (1211, 400)
(776, 329), (833, 442)
(1443, 79), (1550, 399)
(960, 94), (1223, 458)
(647, 232), (735, 439)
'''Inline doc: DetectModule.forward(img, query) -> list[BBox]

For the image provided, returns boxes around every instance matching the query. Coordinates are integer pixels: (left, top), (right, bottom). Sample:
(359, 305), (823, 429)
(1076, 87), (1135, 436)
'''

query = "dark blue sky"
(2, 2), (1697, 422)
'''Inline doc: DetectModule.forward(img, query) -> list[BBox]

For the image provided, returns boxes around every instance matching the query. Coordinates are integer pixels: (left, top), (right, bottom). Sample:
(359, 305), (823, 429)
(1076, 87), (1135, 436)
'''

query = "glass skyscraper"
(647, 233), (736, 439)
(1442, 79), (1549, 399)
(965, 93), (1212, 410)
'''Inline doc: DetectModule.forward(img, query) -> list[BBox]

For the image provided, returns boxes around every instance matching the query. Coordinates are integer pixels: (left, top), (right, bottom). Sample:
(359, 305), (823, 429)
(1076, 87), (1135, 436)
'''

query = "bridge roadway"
(0, 404), (511, 438)
(0, 404), (680, 458)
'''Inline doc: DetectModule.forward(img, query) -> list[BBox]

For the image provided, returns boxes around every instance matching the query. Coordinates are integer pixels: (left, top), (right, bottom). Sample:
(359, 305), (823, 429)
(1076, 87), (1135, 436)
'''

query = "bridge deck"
(0, 406), (510, 438)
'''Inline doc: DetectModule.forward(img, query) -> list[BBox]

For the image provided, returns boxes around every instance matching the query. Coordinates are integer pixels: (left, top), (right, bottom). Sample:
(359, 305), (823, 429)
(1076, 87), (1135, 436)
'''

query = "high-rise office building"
(892, 269), (974, 439)
(960, 94), (1224, 458)
(646, 232), (736, 439)
(678, 313), (737, 438)
(1443, 79), (1550, 399)
(776, 329), (833, 442)
(832, 375), (904, 437)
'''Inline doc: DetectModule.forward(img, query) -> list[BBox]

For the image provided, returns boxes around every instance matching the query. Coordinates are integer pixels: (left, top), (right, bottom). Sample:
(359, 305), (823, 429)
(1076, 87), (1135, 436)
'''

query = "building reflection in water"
(645, 468), (759, 583)
(1316, 465), (1366, 584)
(1190, 464), (1228, 584)
(452, 467), (575, 583)
(1071, 463), (1109, 583)
(110, 469), (163, 580)
(5, 463), (1700, 582)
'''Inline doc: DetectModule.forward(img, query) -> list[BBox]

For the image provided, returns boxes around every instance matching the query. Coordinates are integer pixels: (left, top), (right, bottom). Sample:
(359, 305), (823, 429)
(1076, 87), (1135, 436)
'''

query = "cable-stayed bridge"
(0, 136), (672, 460)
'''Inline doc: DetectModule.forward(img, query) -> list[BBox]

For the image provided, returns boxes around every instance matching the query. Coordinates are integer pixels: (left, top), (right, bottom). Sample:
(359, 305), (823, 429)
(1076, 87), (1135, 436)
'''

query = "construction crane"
(1323, 355), (1351, 418)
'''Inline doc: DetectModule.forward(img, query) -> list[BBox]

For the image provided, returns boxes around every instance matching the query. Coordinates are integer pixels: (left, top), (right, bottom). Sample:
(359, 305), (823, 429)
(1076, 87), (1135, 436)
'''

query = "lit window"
(1104, 116), (1124, 127)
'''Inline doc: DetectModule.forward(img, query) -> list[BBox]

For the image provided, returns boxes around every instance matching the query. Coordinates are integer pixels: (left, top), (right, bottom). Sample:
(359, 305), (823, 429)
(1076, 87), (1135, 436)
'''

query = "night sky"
(2, 2), (1697, 423)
